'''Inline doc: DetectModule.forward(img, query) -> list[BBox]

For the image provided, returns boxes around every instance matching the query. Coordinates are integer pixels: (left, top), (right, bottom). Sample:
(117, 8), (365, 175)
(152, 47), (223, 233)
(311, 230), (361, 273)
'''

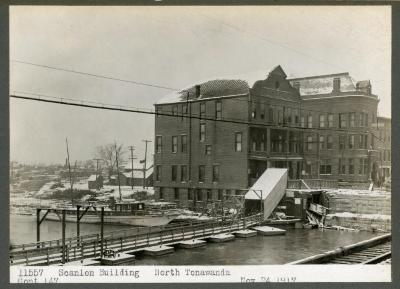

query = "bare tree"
(96, 143), (125, 177)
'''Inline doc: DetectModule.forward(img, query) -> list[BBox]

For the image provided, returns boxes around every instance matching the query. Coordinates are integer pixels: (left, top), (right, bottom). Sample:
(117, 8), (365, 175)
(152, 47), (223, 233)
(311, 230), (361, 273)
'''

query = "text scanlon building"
(153, 66), (381, 208)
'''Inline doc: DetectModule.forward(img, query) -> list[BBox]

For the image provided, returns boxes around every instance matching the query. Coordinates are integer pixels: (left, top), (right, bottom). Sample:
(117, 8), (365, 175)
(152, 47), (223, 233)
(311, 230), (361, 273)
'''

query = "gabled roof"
(288, 72), (357, 96)
(155, 67), (283, 105)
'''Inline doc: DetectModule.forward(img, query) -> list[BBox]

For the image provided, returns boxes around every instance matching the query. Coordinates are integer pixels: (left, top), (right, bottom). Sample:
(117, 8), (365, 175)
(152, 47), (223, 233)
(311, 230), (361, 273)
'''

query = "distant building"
(88, 174), (103, 190)
(108, 167), (153, 187)
(153, 65), (384, 208)
(371, 116), (391, 183)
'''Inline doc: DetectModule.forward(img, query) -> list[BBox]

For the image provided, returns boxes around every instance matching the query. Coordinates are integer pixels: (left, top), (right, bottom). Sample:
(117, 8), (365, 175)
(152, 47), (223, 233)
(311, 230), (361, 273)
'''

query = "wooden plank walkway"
(10, 214), (261, 266)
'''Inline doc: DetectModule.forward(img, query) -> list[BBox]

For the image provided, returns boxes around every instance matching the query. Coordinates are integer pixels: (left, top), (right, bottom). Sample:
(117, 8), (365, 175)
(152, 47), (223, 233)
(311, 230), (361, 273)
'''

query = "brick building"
(371, 116), (391, 182)
(289, 73), (380, 183)
(153, 66), (384, 207)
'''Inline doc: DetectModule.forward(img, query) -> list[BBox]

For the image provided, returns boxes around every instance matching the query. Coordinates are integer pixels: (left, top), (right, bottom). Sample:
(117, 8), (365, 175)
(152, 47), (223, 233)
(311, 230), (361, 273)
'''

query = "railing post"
(46, 248), (49, 265)
(81, 242), (84, 259)
(120, 237), (123, 250)
(25, 251), (28, 266)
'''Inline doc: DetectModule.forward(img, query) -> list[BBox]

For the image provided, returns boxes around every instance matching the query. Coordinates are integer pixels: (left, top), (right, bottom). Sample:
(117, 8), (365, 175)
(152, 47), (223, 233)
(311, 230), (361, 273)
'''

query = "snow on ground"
(327, 212), (391, 220)
(325, 188), (390, 198)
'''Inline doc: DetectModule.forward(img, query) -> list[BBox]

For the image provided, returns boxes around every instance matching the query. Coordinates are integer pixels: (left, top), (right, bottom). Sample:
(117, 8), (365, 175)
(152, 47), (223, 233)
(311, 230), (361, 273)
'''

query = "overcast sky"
(10, 6), (391, 165)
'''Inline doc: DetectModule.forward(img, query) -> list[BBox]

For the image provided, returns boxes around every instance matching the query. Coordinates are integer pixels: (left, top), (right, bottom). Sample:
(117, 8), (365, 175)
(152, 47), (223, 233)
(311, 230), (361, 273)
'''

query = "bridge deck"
(10, 214), (261, 266)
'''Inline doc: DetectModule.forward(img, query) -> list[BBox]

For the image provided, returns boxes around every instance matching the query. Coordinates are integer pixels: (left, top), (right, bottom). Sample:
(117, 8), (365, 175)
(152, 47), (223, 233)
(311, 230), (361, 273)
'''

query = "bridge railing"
(10, 214), (262, 266)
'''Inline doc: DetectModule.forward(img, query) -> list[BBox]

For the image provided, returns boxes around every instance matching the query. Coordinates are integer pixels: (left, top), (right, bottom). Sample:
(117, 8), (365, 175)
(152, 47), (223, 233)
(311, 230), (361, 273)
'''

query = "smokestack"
(195, 85), (201, 98)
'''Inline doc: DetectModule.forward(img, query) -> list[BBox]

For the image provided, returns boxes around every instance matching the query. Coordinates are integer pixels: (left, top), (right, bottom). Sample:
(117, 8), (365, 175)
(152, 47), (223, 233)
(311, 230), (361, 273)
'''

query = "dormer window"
(275, 81), (280, 89)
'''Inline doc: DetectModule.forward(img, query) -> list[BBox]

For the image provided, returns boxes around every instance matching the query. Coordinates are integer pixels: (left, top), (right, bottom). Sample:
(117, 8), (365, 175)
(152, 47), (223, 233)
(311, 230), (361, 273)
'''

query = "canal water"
(10, 214), (380, 265)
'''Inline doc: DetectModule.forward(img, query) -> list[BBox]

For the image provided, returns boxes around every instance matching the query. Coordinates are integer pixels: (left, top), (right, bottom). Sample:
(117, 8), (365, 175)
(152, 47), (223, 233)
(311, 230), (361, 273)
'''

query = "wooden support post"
(61, 209), (66, 264)
(100, 207), (104, 259)
(36, 208), (41, 248)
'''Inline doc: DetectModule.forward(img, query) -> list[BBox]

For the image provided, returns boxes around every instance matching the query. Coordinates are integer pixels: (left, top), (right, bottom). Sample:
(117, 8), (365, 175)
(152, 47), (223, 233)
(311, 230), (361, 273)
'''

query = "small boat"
(43, 201), (180, 227)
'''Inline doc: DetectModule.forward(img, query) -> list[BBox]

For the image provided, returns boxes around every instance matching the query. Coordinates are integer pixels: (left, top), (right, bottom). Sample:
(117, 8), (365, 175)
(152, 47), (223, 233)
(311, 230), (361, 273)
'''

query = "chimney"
(195, 85), (201, 98)
(333, 77), (341, 93)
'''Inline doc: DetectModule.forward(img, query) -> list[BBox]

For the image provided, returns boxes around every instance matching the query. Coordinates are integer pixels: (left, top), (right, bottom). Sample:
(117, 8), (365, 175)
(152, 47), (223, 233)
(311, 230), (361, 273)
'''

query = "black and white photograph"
(8, 5), (392, 283)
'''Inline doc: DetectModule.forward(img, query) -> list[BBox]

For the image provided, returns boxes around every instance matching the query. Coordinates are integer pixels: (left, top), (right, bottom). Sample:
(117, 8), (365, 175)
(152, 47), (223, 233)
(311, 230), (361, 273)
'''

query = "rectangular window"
(181, 135), (187, 153)
(182, 104), (188, 121)
(235, 132), (242, 152)
(319, 135), (325, 150)
(349, 135), (355, 149)
(320, 160), (332, 175)
(172, 136), (178, 153)
(156, 106), (162, 118)
(339, 135), (346, 150)
(174, 188), (179, 200)
(286, 107), (292, 124)
(307, 115), (313, 128)
(278, 110), (283, 125)
(200, 103), (206, 119)
(349, 112), (355, 127)
(155, 136), (162, 153)
(348, 159), (354, 175)
(300, 116), (305, 128)
(207, 190), (212, 200)
(218, 189), (223, 201)
(268, 108), (274, 123)
(159, 187), (164, 200)
(307, 136), (313, 151)
(251, 102), (257, 119)
(172, 105), (178, 116)
(294, 109), (299, 124)
(339, 113), (347, 128)
(171, 165), (177, 182)
(205, 145), (212, 155)
(328, 113), (334, 128)
(198, 165), (205, 182)
(199, 123), (205, 142)
(181, 165), (187, 182)
(339, 158), (346, 174)
(305, 161), (312, 175)
(156, 165), (162, 181)
(188, 189), (193, 200)
(260, 103), (265, 119)
(215, 101), (222, 120)
(196, 189), (203, 201)
(327, 135), (333, 149)
(212, 165), (219, 182)
(359, 113), (364, 127)
(319, 114), (325, 128)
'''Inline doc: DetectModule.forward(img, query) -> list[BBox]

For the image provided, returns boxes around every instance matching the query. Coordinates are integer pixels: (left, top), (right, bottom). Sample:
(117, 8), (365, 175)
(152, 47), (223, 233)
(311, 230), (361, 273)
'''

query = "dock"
(9, 213), (262, 266)
(252, 226), (286, 236)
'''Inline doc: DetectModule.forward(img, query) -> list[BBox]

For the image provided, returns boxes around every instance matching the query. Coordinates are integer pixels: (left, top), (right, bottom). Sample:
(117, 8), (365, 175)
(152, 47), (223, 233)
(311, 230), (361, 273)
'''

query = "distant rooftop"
(288, 72), (357, 96)
(155, 66), (284, 105)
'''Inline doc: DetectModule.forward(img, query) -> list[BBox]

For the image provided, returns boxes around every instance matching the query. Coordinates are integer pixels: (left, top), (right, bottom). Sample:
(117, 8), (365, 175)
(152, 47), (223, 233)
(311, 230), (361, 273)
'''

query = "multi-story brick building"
(289, 73), (380, 183)
(371, 116), (391, 182)
(153, 66), (384, 207)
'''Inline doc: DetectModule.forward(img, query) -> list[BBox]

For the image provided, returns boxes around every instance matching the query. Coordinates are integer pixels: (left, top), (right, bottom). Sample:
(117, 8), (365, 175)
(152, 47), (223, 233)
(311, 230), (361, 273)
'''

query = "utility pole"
(93, 158), (102, 179)
(142, 140), (152, 189)
(66, 138), (74, 204)
(128, 146), (137, 190)
(114, 142), (122, 202)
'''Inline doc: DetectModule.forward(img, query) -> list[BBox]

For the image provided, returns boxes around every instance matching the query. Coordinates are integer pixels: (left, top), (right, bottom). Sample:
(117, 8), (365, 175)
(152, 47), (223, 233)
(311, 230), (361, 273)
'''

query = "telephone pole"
(128, 146), (137, 190)
(142, 140), (152, 189)
(65, 138), (74, 204)
(93, 158), (102, 189)
(114, 142), (122, 202)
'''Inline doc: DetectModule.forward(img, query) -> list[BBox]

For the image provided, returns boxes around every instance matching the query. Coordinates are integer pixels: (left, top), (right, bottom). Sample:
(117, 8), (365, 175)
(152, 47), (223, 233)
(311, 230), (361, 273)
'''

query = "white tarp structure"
(245, 168), (288, 220)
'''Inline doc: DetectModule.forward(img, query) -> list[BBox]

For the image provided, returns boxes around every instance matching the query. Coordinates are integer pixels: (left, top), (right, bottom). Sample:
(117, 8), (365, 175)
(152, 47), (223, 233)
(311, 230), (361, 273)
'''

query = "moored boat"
(43, 201), (180, 227)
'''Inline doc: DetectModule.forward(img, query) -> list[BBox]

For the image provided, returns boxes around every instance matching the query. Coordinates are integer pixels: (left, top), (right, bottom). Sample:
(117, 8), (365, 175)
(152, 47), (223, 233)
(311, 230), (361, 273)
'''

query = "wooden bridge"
(10, 214), (262, 266)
